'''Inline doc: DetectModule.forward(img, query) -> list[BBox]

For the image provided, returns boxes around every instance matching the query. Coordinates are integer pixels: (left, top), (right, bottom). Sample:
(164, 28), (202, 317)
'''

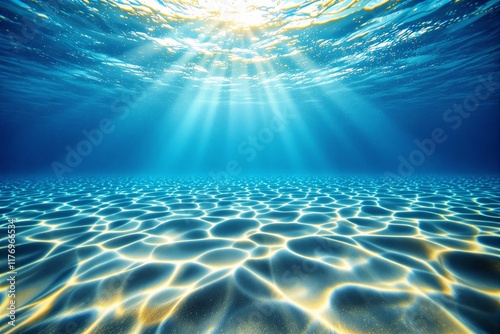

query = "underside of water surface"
(1, 0), (500, 333)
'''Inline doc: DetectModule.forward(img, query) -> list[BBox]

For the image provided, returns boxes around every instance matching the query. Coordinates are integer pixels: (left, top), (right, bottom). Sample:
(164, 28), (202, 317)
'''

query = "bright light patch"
(198, 0), (271, 29)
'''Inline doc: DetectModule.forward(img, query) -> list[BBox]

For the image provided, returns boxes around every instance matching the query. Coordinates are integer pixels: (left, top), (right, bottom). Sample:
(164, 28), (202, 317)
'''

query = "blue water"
(1, 1), (499, 333)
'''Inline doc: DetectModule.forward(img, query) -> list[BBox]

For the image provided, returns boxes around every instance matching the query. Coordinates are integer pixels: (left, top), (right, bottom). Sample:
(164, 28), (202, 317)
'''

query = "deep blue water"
(1, 1), (500, 333)
(0, 0), (499, 177)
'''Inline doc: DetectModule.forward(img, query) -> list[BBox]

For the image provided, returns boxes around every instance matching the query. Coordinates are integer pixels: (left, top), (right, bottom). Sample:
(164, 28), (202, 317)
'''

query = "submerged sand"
(1, 176), (499, 333)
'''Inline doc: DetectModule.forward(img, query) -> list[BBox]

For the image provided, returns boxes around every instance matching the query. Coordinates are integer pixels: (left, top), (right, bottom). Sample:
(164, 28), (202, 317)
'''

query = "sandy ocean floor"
(1, 176), (499, 333)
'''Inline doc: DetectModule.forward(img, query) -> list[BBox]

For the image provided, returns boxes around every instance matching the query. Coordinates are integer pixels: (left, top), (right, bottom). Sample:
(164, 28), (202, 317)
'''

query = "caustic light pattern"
(1, 176), (499, 333)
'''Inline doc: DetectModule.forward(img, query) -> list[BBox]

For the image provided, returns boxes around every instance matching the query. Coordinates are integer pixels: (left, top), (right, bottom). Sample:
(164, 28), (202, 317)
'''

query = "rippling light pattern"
(1, 176), (499, 333)
(1, 0), (498, 107)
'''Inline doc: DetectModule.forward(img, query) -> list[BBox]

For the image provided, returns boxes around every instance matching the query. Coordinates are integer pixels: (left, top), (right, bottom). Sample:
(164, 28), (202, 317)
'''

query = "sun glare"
(192, 0), (272, 30)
